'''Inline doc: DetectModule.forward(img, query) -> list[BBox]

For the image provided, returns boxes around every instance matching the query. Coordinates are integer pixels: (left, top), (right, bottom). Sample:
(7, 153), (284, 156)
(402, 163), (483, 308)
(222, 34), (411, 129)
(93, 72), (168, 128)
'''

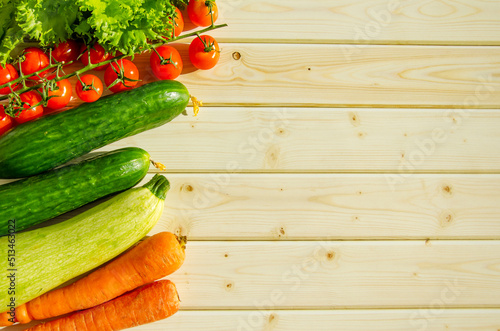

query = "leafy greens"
(0, 0), (188, 65)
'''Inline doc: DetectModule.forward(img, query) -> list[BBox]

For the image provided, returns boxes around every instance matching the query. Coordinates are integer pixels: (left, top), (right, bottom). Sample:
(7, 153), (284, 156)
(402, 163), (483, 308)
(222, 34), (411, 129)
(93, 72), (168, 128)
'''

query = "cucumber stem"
(150, 159), (167, 171)
(143, 174), (170, 200)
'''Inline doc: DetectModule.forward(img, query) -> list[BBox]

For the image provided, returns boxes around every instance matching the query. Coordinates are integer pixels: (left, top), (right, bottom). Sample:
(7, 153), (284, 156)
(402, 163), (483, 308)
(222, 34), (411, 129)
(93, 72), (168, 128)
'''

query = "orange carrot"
(27, 280), (180, 331)
(0, 232), (185, 326)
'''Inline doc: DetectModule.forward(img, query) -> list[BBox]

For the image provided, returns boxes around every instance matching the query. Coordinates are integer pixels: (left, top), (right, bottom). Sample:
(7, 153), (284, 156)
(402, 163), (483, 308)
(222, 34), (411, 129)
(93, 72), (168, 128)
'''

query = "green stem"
(143, 174), (170, 201)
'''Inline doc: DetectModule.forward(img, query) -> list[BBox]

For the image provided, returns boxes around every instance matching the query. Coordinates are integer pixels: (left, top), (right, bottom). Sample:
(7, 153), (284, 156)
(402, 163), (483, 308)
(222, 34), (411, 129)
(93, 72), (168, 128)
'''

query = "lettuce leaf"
(0, 0), (22, 64)
(75, 0), (176, 55)
(0, 0), (17, 41)
(0, 0), (186, 65)
(16, 0), (78, 45)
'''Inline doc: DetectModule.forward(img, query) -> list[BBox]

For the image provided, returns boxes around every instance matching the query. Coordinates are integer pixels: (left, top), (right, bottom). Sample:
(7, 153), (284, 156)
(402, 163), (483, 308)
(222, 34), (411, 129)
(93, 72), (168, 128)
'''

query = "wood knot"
(326, 251), (335, 260)
(442, 185), (452, 196)
(184, 184), (193, 192)
(276, 127), (286, 136)
(232, 52), (241, 60)
(439, 210), (455, 228)
(264, 145), (280, 168)
(349, 112), (360, 126)
(225, 281), (234, 291)
(224, 253), (229, 258)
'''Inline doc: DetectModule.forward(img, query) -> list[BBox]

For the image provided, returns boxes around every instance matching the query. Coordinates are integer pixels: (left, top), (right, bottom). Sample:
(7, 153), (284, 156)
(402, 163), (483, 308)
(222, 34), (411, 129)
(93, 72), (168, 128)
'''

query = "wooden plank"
(2, 107), (500, 173)
(173, 44), (500, 108)
(155, 173), (500, 240)
(165, 241), (500, 309)
(61, 44), (500, 109)
(90, 107), (500, 173)
(6, 173), (500, 240)
(9, 309), (500, 331)
(211, 0), (500, 45)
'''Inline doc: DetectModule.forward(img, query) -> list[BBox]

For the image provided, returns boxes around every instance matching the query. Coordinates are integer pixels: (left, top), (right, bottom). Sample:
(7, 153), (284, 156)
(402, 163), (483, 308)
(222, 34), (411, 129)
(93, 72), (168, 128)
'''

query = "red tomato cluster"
(151, 0), (221, 80)
(0, 0), (223, 136)
(0, 42), (137, 130)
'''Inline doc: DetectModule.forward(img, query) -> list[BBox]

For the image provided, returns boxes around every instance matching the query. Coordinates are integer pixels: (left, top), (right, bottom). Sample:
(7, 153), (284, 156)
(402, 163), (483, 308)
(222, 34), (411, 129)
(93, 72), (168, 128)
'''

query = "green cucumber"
(0, 80), (189, 179)
(0, 147), (150, 236)
(0, 174), (169, 310)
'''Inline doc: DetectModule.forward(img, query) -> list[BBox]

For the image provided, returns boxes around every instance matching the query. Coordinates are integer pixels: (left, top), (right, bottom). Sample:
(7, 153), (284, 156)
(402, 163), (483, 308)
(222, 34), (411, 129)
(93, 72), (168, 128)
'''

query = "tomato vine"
(0, 21), (227, 117)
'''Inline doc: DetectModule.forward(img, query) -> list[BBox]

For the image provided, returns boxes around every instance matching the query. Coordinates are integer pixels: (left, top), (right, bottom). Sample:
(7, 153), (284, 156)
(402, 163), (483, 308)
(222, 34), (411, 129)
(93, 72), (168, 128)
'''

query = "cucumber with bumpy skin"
(0, 174), (170, 311)
(0, 147), (151, 236)
(0, 80), (189, 179)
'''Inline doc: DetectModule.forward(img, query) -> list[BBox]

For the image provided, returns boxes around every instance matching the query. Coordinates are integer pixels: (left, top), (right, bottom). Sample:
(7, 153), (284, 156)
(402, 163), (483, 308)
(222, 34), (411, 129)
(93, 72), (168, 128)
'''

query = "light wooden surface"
(215, 0), (500, 45)
(4, 0), (500, 330)
(92, 108), (500, 172)
(65, 44), (500, 108)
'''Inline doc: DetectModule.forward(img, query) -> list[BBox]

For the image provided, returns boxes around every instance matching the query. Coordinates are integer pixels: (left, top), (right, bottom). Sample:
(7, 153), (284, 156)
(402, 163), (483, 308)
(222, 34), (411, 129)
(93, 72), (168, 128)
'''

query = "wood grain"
(10, 310), (500, 331)
(212, 0), (500, 45)
(0, 1), (499, 329)
(85, 107), (500, 173)
(59, 43), (500, 109)
(155, 173), (500, 240)
(164, 241), (500, 309)
(6, 173), (500, 240)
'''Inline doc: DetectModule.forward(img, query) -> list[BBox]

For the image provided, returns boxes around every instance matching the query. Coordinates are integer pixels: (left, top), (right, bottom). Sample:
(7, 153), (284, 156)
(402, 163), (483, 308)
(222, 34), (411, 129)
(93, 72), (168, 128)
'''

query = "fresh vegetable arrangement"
(0, 174), (169, 309)
(0, 147), (152, 235)
(0, 0), (227, 329)
(0, 0), (225, 127)
(0, 232), (185, 326)
(0, 80), (190, 178)
(27, 280), (180, 331)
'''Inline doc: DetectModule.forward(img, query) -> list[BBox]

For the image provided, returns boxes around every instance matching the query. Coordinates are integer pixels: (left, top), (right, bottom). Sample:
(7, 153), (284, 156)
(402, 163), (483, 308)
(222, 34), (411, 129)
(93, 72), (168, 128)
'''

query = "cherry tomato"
(80, 44), (111, 70)
(173, 8), (184, 37)
(20, 47), (50, 80)
(187, 0), (218, 27)
(163, 8), (184, 40)
(13, 91), (44, 124)
(52, 40), (80, 64)
(189, 35), (220, 70)
(104, 59), (139, 93)
(76, 74), (103, 102)
(0, 105), (14, 136)
(150, 46), (183, 80)
(0, 64), (20, 94)
(44, 75), (72, 110)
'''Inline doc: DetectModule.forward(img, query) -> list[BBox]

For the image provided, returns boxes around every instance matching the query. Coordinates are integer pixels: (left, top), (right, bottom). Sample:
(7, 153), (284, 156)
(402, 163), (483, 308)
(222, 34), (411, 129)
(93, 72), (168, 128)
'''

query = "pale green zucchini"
(0, 174), (169, 310)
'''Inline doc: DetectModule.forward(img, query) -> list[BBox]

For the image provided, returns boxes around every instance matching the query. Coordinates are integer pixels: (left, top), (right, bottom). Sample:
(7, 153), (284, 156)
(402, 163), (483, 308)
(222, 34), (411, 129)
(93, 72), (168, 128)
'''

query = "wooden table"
(5, 0), (500, 330)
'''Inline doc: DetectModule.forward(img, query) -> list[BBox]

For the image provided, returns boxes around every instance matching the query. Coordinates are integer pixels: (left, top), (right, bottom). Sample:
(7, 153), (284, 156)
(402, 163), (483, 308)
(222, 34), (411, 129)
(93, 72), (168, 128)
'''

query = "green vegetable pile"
(0, 0), (188, 65)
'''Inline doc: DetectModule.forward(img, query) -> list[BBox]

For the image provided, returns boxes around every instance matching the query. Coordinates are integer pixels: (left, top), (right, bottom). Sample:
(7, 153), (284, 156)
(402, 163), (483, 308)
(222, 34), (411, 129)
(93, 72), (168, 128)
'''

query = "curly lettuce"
(0, 0), (24, 64)
(74, 0), (176, 55)
(0, 0), (188, 65)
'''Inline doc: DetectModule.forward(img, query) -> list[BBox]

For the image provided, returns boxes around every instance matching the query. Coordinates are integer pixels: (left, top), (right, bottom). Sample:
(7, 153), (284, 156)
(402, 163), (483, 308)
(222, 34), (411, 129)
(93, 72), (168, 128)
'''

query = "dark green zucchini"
(0, 147), (150, 236)
(0, 80), (189, 179)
